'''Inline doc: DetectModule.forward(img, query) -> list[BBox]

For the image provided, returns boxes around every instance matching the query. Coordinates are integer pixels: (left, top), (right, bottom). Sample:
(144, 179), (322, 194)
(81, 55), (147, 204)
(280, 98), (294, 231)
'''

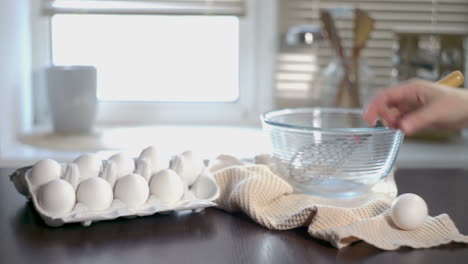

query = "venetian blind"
(43, 0), (246, 16)
(277, 0), (468, 104)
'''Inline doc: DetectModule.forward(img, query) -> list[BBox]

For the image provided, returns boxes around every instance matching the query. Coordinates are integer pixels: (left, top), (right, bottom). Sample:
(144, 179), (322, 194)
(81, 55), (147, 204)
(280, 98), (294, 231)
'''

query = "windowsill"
(0, 124), (267, 168)
(2, 125), (468, 169)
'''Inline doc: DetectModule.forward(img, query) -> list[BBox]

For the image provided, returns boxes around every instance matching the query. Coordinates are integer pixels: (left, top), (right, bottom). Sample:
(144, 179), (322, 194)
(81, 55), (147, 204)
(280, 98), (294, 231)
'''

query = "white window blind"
(277, 0), (468, 104)
(43, 0), (246, 16)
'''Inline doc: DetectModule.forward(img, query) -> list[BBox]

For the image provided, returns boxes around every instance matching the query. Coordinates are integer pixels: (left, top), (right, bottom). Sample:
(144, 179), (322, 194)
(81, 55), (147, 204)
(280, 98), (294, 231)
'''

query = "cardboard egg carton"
(10, 147), (220, 227)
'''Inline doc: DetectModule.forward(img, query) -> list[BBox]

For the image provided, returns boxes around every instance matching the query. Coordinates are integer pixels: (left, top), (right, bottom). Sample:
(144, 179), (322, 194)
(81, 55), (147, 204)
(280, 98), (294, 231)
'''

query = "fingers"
(363, 80), (433, 126)
(364, 78), (468, 134)
(397, 97), (454, 134)
(371, 107), (398, 128)
(398, 107), (436, 134)
(363, 101), (380, 125)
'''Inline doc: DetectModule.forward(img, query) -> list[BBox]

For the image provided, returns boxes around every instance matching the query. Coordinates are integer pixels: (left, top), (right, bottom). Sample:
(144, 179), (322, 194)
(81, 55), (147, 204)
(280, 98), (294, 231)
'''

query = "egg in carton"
(10, 146), (220, 227)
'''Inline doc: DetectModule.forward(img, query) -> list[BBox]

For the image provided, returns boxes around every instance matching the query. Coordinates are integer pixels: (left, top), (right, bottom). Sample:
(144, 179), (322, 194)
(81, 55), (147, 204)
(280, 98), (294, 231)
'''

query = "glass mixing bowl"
(261, 107), (404, 198)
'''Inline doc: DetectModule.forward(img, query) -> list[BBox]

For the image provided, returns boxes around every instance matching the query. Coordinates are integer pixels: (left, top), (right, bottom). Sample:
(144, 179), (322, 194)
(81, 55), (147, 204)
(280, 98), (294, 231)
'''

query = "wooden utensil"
(348, 8), (374, 108)
(437, 70), (464, 86)
(320, 10), (352, 107)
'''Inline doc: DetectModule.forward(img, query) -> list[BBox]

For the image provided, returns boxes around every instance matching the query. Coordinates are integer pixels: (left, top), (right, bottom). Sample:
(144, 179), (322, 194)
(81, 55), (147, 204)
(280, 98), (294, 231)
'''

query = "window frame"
(32, 0), (278, 127)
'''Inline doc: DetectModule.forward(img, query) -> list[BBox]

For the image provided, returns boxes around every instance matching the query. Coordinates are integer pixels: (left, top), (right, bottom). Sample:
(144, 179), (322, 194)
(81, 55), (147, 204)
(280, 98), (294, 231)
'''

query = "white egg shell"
(139, 146), (169, 175)
(182, 151), (204, 177)
(171, 151), (203, 186)
(37, 179), (76, 217)
(114, 173), (149, 208)
(76, 177), (113, 211)
(109, 153), (135, 178)
(390, 193), (428, 230)
(149, 169), (184, 204)
(73, 153), (102, 181)
(29, 159), (62, 187)
(170, 155), (191, 186)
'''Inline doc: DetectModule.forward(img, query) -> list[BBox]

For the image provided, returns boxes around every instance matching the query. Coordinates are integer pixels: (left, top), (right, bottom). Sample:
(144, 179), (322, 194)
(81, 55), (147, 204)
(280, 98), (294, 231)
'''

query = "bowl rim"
(261, 107), (401, 133)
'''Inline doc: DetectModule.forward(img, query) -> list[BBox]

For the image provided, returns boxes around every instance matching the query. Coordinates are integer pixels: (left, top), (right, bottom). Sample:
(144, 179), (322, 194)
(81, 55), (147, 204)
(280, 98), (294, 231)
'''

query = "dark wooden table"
(1, 168), (468, 264)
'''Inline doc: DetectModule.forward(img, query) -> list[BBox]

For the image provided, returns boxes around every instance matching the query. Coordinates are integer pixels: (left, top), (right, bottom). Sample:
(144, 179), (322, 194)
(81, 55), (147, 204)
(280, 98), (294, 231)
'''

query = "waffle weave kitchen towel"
(212, 163), (468, 250)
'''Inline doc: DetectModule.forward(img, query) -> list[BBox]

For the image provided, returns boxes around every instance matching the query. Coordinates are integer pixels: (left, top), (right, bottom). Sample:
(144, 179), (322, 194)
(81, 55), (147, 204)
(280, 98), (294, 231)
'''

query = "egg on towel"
(73, 153), (102, 182)
(149, 169), (184, 204)
(109, 153), (135, 178)
(390, 193), (428, 230)
(29, 159), (62, 187)
(37, 179), (76, 217)
(114, 173), (149, 208)
(139, 146), (169, 175)
(170, 151), (204, 187)
(76, 177), (113, 211)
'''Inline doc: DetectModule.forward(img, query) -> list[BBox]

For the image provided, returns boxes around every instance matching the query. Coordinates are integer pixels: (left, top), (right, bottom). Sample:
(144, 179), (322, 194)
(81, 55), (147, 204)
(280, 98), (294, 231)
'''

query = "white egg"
(29, 159), (62, 187)
(390, 193), (428, 230)
(139, 146), (169, 175)
(37, 179), (76, 217)
(149, 169), (184, 204)
(182, 150), (204, 177)
(109, 153), (135, 178)
(114, 173), (149, 208)
(76, 177), (113, 211)
(170, 155), (190, 185)
(73, 153), (102, 181)
(170, 151), (203, 186)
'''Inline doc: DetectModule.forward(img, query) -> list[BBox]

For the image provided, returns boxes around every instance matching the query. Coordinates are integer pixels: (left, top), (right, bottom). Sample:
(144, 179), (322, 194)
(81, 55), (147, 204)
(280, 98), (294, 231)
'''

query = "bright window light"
(51, 14), (239, 102)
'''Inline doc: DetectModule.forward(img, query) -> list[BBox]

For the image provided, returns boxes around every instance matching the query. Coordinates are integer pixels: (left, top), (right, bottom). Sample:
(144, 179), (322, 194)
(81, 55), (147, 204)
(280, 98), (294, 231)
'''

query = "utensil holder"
(320, 57), (375, 108)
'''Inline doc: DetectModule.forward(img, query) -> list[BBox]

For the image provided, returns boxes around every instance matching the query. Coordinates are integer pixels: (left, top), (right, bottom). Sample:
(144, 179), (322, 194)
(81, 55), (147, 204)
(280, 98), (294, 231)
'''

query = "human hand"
(363, 79), (468, 135)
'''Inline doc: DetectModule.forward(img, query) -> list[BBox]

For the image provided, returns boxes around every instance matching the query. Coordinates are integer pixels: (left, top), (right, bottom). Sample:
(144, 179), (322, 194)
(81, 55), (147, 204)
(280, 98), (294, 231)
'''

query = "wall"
(0, 0), (32, 158)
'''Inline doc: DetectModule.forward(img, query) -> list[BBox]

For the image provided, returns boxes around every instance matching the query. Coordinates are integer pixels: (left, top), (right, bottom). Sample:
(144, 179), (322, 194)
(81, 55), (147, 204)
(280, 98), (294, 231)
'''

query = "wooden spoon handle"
(334, 77), (347, 107)
(437, 70), (464, 87)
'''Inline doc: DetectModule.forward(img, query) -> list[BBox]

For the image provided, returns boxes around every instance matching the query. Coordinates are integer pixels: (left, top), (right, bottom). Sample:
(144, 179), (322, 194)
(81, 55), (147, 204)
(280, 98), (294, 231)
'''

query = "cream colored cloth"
(213, 164), (468, 250)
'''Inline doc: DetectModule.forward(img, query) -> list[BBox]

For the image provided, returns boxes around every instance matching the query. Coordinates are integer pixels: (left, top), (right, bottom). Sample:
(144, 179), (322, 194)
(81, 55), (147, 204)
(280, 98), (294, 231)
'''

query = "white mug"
(46, 65), (97, 134)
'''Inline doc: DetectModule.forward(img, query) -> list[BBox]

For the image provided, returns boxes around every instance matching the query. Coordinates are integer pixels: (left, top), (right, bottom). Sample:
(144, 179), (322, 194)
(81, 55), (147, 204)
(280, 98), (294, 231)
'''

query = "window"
(34, 0), (277, 125)
(52, 15), (240, 102)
